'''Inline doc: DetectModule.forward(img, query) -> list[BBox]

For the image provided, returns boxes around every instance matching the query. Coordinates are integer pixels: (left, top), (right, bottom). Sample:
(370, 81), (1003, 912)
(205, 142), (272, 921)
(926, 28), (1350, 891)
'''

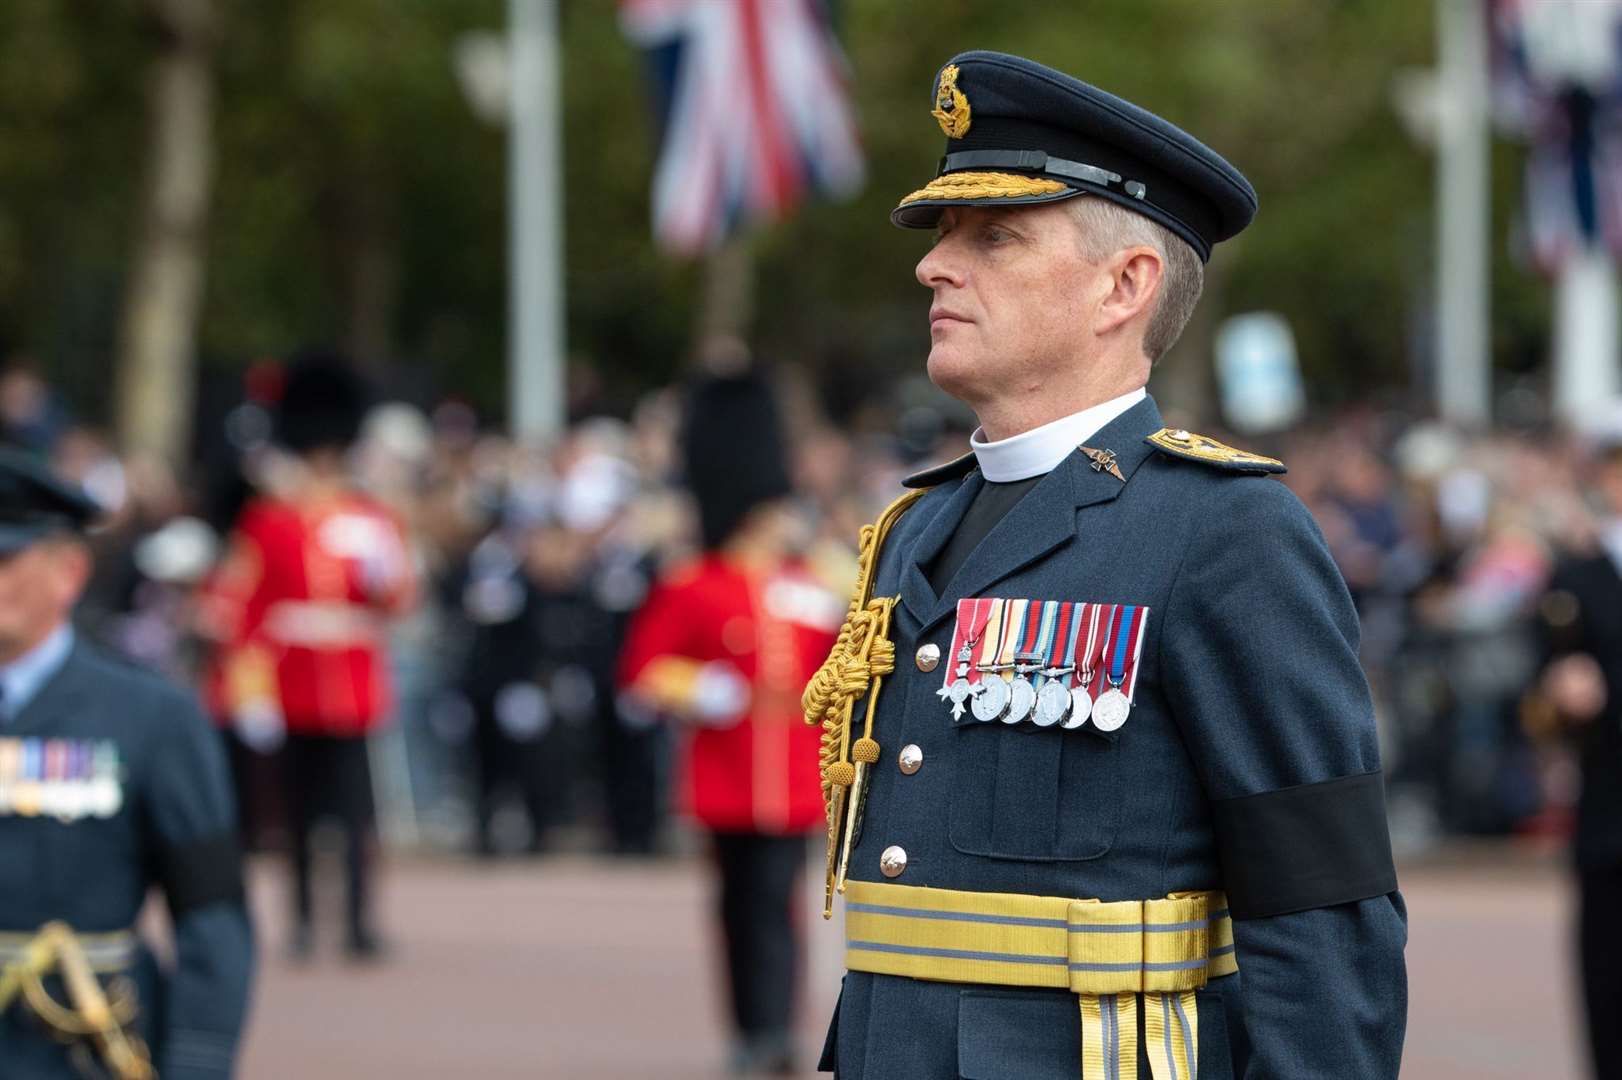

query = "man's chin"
(925, 348), (985, 403)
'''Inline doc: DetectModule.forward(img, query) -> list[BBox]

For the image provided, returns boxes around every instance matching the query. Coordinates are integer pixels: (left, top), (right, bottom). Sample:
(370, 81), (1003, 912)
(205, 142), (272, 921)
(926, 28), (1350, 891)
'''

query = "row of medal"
(0, 738), (124, 821)
(936, 597), (1148, 733)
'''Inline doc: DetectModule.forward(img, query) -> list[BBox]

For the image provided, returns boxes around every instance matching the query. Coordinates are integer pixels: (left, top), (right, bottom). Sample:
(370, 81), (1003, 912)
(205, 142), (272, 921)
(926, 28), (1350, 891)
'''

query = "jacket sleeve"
(142, 686), (254, 1080)
(1160, 477), (1407, 1080)
(617, 570), (713, 715)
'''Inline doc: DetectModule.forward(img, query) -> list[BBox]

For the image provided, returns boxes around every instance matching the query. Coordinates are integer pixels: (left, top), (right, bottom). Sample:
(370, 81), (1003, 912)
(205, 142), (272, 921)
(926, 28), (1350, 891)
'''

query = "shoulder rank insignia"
(1144, 428), (1286, 475)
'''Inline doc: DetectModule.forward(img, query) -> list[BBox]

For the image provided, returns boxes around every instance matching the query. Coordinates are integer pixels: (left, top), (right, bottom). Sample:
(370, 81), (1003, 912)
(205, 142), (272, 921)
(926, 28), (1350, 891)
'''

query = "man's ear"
(49, 537), (94, 606)
(1094, 246), (1164, 339)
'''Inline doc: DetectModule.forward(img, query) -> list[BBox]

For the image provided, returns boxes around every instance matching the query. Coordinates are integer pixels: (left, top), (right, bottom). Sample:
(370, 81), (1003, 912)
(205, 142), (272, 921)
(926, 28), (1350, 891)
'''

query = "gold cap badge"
(932, 64), (971, 139)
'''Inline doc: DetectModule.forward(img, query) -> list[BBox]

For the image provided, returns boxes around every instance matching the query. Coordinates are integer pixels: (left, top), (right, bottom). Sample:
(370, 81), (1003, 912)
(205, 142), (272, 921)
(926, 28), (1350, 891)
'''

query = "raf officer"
(805, 53), (1406, 1079)
(0, 449), (252, 1078)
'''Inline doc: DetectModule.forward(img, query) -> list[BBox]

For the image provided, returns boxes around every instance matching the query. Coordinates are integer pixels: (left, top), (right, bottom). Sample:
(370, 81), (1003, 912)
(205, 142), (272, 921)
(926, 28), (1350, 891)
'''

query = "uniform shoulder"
(1143, 428), (1285, 475)
(1148, 456), (1315, 544)
(74, 641), (199, 716)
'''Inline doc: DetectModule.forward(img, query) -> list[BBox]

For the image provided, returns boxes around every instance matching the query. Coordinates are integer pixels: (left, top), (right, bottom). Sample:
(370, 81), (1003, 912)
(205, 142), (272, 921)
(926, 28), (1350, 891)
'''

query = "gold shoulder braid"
(802, 487), (929, 917)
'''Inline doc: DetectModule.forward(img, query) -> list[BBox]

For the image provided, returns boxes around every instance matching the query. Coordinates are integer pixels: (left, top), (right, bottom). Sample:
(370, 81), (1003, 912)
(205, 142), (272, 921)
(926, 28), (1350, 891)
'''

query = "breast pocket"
(943, 595), (1145, 862)
(948, 722), (1120, 861)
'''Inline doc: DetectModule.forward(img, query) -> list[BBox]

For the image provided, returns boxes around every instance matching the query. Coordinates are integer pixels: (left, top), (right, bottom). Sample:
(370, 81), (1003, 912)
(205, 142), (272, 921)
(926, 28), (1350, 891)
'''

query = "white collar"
(0, 622), (73, 722)
(970, 388), (1147, 482)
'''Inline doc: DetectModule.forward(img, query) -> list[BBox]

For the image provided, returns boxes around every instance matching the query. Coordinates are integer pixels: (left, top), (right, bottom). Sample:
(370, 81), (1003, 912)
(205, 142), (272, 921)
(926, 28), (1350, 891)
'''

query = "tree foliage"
(0, 0), (1552, 430)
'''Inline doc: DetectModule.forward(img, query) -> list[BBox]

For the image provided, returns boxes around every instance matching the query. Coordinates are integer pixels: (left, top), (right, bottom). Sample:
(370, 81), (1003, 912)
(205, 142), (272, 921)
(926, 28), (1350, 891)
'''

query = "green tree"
(0, 0), (1558, 447)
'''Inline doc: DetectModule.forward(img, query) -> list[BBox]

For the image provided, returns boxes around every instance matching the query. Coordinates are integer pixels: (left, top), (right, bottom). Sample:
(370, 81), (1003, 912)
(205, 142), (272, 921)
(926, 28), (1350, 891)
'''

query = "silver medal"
(1064, 685), (1093, 730)
(1033, 678), (1072, 728)
(1005, 675), (1036, 724)
(1092, 686), (1131, 732)
(937, 675), (975, 720)
(937, 638), (982, 720)
(970, 675), (1011, 722)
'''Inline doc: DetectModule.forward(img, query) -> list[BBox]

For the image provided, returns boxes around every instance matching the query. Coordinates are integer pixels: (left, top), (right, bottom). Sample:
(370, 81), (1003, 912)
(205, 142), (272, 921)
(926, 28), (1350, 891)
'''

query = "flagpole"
(509, 0), (565, 440)
(1435, 0), (1492, 428)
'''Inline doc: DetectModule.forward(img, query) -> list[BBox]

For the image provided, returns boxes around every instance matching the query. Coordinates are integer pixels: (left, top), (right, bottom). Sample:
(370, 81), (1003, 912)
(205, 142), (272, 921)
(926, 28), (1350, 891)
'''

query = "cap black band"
(939, 149), (1147, 201)
(1212, 770), (1398, 920)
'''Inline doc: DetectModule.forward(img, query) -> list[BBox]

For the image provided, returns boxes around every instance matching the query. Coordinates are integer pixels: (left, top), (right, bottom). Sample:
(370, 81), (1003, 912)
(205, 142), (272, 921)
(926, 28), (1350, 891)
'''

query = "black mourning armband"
(157, 831), (246, 917)
(1213, 771), (1398, 920)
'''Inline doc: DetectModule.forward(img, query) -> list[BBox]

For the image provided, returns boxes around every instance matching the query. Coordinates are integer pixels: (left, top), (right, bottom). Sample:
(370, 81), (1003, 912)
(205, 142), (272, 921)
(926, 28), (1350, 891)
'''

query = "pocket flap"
(956, 990), (1079, 1080)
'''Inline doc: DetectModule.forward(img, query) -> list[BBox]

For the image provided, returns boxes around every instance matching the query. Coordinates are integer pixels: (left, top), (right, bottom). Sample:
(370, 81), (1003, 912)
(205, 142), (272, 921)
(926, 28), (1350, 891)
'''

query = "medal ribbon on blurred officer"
(0, 449), (252, 1079)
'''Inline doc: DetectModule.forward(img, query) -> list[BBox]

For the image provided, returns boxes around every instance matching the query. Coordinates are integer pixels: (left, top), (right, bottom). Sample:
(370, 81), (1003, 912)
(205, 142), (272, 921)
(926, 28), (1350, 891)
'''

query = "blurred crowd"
(4, 354), (1615, 861)
(1, 355), (927, 861)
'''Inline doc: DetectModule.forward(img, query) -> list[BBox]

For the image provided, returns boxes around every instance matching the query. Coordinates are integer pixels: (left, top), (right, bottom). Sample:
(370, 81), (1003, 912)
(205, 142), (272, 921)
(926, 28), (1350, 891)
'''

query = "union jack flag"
(620, 0), (865, 255)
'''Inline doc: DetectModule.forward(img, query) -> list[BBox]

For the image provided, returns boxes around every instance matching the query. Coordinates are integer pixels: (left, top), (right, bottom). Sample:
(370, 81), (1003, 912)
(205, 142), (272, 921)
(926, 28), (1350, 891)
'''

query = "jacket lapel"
(919, 395), (1165, 635)
(8, 641), (91, 735)
(898, 472), (984, 625)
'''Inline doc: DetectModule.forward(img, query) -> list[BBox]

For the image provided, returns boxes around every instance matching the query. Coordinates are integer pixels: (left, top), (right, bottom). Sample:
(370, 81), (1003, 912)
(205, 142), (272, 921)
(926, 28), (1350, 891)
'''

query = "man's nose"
(916, 238), (964, 289)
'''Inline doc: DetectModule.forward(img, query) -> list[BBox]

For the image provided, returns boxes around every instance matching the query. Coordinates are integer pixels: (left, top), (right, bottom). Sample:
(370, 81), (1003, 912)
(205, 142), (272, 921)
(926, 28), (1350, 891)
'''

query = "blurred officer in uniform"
(1536, 420), (1622, 1079)
(201, 355), (415, 960)
(805, 53), (1406, 1079)
(620, 372), (840, 1076)
(0, 449), (252, 1079)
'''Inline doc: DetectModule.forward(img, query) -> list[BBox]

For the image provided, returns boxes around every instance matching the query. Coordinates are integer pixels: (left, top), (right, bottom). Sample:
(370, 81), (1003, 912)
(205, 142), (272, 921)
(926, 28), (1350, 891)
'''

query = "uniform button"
(880, 845), (908, 878)
(915, 643), (941, 672)
(898, 744), (923, 775)
(1168, 429), (1192, 442)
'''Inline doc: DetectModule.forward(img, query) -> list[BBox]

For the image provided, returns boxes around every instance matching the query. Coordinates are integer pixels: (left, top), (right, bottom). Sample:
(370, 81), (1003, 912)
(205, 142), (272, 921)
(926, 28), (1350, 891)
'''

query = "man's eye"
(982, 226), (1010, 243)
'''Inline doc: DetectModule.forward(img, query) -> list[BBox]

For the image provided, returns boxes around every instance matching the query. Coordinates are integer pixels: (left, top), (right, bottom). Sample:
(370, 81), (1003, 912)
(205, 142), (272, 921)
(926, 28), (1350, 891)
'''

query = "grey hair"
(1065, 197), (1204, 362)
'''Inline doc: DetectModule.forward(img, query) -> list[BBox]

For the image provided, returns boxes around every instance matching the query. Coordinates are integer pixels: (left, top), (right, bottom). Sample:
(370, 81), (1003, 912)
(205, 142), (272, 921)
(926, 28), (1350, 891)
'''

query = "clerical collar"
(970, 388), (1146, 482)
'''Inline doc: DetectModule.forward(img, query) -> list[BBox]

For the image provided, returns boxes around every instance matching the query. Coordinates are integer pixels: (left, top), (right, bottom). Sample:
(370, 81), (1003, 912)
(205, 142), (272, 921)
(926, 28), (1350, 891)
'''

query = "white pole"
(508, 0), (565, 440)
(1435, 0), (1492, 427)
(1553, 246), (1622, 426)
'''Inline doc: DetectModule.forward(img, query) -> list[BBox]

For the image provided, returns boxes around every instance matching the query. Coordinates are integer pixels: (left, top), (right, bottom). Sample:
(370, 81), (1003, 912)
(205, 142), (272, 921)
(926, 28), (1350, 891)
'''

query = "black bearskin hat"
(682, 371), (793, 549)
(274, 350), (369, 455)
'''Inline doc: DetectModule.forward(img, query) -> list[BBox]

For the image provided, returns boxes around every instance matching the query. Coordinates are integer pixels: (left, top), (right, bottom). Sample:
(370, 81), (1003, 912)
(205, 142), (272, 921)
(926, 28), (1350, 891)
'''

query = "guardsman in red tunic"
(619, 371), (840, 1076)
(200, 356), (415, 960)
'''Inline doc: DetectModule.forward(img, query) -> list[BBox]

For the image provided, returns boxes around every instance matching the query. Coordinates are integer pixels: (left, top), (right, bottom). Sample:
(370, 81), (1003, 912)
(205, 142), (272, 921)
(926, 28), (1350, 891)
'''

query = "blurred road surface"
(235, 847), (1582, 1079)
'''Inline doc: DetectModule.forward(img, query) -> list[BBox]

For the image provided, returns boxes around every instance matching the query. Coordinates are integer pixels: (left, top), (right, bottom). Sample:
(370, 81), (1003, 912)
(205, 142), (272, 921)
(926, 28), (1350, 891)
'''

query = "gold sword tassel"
(836, 598), (897, 894)
(803, 489), (926, 918)
(0, 922), (153, 1080)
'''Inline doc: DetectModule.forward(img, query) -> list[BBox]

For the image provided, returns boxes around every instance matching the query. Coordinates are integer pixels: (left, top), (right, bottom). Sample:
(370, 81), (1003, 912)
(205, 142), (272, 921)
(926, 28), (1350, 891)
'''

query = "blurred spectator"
(0, 357), (69, 452)
(449, 433), (645, 856)
(1533, 412), (1622, 1078)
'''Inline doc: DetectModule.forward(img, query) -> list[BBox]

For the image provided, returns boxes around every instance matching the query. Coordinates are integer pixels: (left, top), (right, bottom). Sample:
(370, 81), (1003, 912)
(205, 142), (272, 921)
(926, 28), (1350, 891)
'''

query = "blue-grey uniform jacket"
(820, 396), (1407, 1080)
(0, 638), (253, 1079)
